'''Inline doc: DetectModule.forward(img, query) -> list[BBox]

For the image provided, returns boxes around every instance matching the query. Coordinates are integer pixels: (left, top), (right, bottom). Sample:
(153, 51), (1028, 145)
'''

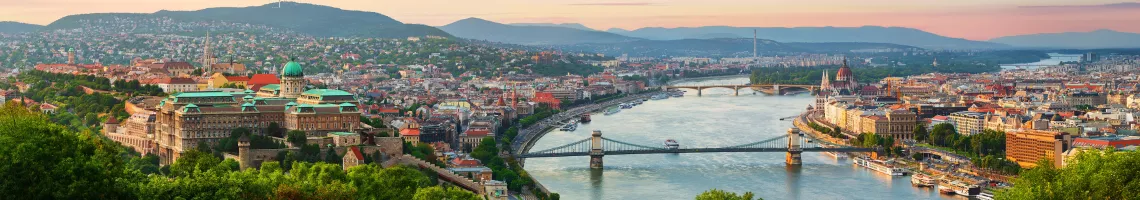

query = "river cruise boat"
(579, 114), (591, 123)
(937, 180), (981, 197)
(663, 139), (679, 149)
(853, 157), (906, 176)
(604, 107), (621, 115)
(911, 173), (936, 187)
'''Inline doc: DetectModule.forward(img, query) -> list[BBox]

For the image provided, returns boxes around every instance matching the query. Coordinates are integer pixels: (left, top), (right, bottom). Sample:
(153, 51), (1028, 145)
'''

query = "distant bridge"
(666, 84), (818, 96)
(516, 128), (876, 168)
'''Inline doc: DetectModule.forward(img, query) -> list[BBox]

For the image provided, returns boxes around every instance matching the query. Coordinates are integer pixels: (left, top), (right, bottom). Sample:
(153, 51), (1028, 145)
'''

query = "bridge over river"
(516, 127), (876, 168)
(666, 84), (818, 96)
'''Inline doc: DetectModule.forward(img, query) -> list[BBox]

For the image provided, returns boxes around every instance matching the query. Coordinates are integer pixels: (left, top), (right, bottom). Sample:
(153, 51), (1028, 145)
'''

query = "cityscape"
(2, 1), (1140, 200)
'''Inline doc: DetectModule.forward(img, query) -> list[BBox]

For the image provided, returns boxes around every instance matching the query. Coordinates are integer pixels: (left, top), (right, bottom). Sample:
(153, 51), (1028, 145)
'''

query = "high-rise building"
(1006, 130), (1070, 168)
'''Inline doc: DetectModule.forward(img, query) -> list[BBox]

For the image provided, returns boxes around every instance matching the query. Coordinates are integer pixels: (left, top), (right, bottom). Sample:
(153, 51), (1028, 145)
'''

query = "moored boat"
(580, 114), (592, 123)
(911, 173), (936, 187)
(853, 157), (906, 176)
(604, 107), (621, 115)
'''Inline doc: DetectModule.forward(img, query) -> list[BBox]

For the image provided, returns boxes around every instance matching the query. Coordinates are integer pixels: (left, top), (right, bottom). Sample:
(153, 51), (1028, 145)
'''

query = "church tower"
(67, 48), (75, 65)
(279, 61), (306, 98)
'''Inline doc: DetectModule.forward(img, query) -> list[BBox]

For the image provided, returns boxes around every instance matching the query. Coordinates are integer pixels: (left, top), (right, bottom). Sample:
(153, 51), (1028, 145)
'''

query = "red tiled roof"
(464, 129), (491, 137)
(348, 146), (364, 160)
(451, 157), (481, 167)
(247, 74), (280, 85)
(400, 128), (421, 136)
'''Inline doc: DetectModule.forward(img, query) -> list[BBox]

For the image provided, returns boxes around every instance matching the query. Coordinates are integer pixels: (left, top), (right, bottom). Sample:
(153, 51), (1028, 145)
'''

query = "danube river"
(524, 77), (964, 200)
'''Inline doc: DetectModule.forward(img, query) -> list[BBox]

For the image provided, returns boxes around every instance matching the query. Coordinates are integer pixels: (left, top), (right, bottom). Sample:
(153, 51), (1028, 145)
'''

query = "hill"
(440, 18), (641, 45)
(607, 26), (1006, 49)
(0, 21), (42, 34)
(989, 29), (1140, 49)
(510, 23), (597, 31)
(43, 2), (449, 38)
(554, 38), (917, 57)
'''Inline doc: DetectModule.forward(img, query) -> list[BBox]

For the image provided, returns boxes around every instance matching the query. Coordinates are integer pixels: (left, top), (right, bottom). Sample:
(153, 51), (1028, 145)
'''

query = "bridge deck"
(519, 147), (875, 158)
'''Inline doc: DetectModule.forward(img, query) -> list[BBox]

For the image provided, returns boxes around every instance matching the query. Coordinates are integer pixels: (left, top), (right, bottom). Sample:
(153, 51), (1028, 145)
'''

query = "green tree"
(0, 102), (141, 199)
(913, 125), (929, 143)
(325, 147), (342, 165)
(287, 130), (307, 147)
(997, 148), (1140, 200)
(413, 186), (482, 200)
(695, 189), (760, 200)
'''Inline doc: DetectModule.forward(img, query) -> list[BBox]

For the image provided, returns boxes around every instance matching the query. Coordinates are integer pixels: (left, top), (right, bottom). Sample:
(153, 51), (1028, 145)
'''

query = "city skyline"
(1, 0), (1138, 40)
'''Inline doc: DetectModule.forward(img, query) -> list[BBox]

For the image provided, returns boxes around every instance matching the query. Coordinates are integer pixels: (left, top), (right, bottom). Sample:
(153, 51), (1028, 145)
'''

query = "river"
(523, 77), (966, 200)
(999, 53), (1082, 70)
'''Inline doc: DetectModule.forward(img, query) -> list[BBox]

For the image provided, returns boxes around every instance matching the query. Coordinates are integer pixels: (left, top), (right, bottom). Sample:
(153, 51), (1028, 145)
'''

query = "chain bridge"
(516, 128), (876, 168)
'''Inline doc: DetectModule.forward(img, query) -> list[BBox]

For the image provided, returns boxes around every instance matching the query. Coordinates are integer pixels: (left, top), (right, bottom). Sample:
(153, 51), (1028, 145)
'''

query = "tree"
(696, 189), (759, 200)
(0, 101), (140, 199)
(325, 148), (342, 165)
(913, 125), (929, 143)
(997, 148), (1140, 200)
(413, 186), (481, 200)
(287, 130), (307, 147)
(266, 122), (282, 137)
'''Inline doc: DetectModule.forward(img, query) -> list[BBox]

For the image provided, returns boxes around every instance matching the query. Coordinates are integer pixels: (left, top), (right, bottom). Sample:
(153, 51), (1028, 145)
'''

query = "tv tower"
(753, 29), (758, 66)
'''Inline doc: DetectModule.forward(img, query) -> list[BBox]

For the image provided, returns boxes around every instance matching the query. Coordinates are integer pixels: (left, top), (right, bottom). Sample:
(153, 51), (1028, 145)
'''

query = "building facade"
(1006, 130), (1070, 168)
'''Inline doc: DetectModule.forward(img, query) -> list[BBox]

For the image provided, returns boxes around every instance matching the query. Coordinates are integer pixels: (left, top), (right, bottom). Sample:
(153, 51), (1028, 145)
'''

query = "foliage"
(0, 101), (140, 199)
(218, 82), (246, 89)
(922, 124), (1019, 174)
(996, 148), (1140, 200)
(412, 186), (482, 200)
(286, 130), (307, 147)
(807, 122), (848, 139)
(695, 189), (760, 200)
(404, 142), (444, 167)
(913, 125), (929, 143)
(213, 128), (286, 153)
(520, 106), (560, 127)
(471, 136), (535, 192)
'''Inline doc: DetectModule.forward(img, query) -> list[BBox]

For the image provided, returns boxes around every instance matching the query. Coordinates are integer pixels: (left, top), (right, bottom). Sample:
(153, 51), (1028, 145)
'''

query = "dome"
(835, 59), (852, 81)
(281, 61), (304, 77)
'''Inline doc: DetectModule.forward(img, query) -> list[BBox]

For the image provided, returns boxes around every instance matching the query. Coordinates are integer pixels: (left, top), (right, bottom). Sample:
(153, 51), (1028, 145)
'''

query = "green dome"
(281, 61), (304, 77)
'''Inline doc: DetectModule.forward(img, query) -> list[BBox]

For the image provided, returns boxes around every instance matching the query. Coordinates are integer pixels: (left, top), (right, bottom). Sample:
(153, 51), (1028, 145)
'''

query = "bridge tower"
(590, 130), (604, 169)
(734, 86), (740, 96)
(773, 84), (781, 96)
(696, 87), (702, 97)
(785, 128), (802, 166)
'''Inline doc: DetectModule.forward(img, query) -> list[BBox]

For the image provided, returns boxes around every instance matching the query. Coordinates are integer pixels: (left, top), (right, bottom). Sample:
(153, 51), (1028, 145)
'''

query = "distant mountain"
(510, 23), (596, 31)
(555, 38), (919, 57)
(607, 26), (1006, 49)
(44, 2), (449, 38)
(989, 29), (1140, 49)
(440, 18), (641, 45)
(0, 21), (42, 34)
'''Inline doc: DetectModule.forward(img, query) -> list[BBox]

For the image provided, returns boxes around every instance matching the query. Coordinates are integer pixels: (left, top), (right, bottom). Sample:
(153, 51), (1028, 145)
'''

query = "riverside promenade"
(511, 92), (663, 157)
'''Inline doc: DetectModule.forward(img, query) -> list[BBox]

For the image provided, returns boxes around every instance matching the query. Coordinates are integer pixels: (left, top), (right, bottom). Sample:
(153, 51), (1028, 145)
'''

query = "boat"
(937, 180), (981, 197)
(977, 192), (995, 200)
(663, 139), (679, 149)
(853, 157), (906, 176)
(671, 92), (684, 97)
(579, 114), (592, 123)
(559, 120), (578, 131)
(822, 151), (849, 160)
(620, 103), (634, 109)
(650, 94), (668, 100)
(911, 173), (936, 187)
(604, 107), (621, 115)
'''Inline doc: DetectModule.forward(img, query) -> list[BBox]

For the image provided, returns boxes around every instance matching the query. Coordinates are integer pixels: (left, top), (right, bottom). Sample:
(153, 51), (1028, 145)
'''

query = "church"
(815, 59), (860, 108)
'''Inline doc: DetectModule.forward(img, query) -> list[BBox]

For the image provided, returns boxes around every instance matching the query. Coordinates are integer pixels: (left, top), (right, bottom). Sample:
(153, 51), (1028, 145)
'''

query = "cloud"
(1019, 2), (1140, 9)
(568, 2), (655, 6)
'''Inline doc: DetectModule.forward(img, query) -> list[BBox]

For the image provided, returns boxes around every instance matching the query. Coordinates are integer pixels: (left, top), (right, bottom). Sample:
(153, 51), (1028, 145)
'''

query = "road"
(511, 92), (664, 156)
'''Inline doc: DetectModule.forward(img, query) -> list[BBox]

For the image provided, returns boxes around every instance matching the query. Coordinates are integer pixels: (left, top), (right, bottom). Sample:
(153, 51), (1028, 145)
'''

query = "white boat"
(853, 157), (906, 176)
(823, 151), (849, 160)
(650, 94), (668, 100)
(663, 139), (679, 149)
(937, 180), (981, 197)
(911, 173), (936, 187)
(604, 107), (621, 115)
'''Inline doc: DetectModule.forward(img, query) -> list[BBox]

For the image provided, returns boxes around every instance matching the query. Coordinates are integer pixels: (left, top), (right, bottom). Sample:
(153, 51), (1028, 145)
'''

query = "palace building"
(111, 61), (364, 164)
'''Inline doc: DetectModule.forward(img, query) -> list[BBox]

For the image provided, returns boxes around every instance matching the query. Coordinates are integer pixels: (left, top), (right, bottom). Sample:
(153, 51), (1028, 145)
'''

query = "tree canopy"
(997, 148), (1140, 200)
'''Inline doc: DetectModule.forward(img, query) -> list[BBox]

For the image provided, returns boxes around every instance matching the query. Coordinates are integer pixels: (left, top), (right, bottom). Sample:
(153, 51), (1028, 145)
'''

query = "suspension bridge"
(516, 128), (877, 168)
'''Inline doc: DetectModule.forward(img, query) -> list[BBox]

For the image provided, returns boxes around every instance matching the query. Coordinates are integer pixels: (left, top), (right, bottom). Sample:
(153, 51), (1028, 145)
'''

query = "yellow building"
(1006, 130), (1070, 168)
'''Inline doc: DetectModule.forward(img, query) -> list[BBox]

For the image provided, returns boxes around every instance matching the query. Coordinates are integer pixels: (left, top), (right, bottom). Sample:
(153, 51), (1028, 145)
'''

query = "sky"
(1, 0), (1139, 40)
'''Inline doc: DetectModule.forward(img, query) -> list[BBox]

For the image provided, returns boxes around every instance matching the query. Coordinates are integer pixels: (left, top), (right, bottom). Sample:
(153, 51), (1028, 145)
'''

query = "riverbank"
(512, 91), (663, 156)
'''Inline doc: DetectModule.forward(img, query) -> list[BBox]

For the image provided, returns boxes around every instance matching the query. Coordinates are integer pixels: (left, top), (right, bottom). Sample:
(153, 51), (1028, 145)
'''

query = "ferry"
(663, 139), (679, 149)
(579, 114), (591, 123)
(853, 157), (906, 176)
(911, 173), (936, 187)
(937, 180), (981, 197)
(604, 107), (621, 115)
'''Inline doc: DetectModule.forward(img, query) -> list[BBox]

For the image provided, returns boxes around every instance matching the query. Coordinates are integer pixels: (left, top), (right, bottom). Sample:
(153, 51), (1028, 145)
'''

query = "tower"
(279, 61), (306, 98)
(67, 48), (75, 65)
(238, 134), (251, 170)
(752, 29), (757, 66)
(201, 31), (216, 67)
